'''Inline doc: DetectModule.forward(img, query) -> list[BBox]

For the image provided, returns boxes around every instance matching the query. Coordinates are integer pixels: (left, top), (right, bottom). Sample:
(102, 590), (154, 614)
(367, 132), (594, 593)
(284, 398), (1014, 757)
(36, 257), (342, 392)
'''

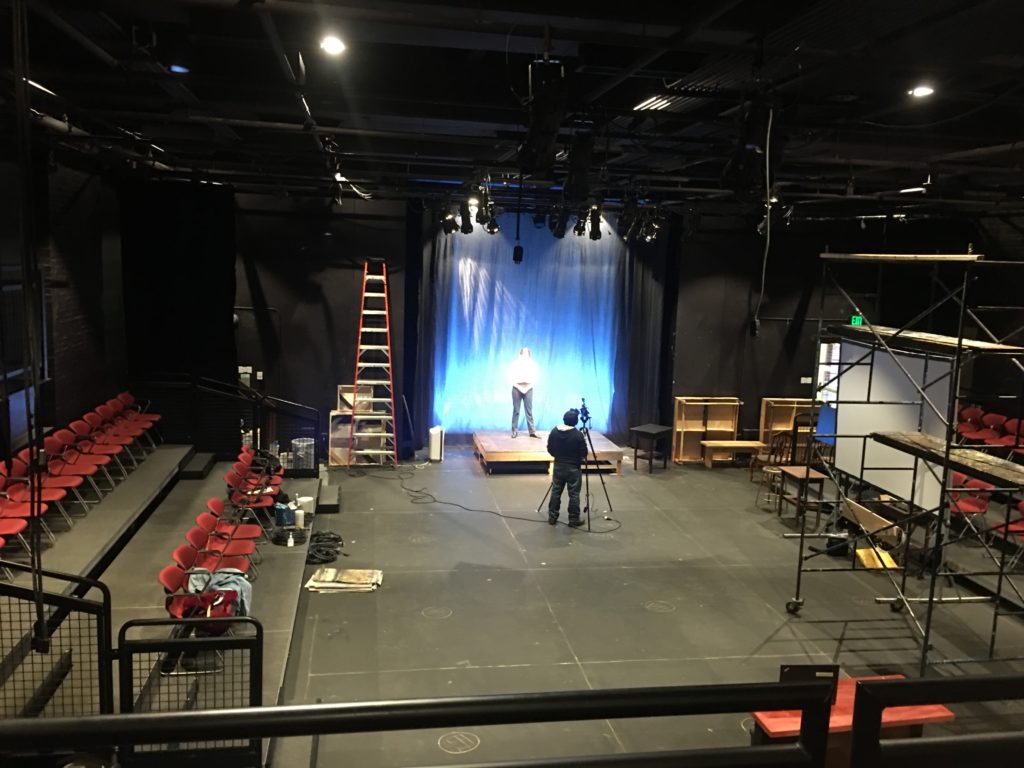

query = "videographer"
(546, 408), (587, 527)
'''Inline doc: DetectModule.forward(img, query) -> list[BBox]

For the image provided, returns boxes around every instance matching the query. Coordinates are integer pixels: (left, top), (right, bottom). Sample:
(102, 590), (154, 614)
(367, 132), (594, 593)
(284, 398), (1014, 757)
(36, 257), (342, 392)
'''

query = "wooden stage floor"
(472, 430), (623, 474)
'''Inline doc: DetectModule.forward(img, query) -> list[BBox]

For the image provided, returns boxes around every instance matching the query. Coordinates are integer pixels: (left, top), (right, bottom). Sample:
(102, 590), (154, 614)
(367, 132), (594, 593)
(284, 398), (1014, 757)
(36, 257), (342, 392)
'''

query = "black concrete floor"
(273, 448), (1024, 767)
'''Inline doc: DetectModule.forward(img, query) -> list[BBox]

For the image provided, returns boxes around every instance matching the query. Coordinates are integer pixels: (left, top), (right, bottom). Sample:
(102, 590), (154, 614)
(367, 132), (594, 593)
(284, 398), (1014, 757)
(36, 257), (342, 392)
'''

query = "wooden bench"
(699, 440), (766, 469)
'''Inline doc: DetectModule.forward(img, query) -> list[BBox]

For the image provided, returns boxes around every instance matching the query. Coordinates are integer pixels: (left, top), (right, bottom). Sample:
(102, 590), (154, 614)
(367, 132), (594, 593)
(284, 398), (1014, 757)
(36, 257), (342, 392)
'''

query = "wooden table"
(629, 424), (672, 473)
(698, 440), (766, 470)
(779, 465), (827, 520)
(752, 675), (954, 768)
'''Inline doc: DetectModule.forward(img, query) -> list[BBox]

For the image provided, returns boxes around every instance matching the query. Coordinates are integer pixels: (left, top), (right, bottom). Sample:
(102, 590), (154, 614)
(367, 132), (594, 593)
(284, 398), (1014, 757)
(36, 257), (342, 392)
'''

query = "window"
(817, 341), (841, 404)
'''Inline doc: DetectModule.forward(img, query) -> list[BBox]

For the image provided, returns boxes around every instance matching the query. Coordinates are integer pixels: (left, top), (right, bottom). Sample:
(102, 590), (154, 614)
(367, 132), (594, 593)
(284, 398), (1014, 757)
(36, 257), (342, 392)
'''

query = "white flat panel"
(834, 340), (950, 509)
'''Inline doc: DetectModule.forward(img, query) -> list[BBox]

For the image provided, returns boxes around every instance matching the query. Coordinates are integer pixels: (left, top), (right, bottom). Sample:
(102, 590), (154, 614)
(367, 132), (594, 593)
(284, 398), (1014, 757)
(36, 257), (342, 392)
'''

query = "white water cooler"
(428, 426), (445, 462)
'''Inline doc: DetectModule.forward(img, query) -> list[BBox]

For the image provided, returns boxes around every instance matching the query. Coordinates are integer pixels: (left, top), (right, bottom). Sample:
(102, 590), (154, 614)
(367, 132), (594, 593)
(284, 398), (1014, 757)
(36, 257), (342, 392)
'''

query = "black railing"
(131, 374), (321, 475)
(0, 559), (114, 718)
(850, 674), (1024, 768)
(0, 680), (833, 767)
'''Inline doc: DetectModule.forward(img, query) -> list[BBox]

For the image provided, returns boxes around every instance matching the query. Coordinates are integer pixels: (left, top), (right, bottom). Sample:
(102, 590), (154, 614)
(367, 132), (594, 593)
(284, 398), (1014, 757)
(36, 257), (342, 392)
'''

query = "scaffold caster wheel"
(890, 602), (904, 613)
(785, 600), (803, 615)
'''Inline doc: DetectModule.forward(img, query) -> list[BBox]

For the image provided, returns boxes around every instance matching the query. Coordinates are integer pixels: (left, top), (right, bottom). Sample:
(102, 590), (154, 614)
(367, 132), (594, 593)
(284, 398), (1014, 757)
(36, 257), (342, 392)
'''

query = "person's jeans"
(511, 386), (535, 434)
(548, 462), (582, 521)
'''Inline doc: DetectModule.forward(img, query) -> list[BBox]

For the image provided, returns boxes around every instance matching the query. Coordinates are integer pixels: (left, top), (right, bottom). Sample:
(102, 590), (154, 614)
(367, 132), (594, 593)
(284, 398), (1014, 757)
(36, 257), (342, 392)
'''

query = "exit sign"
(850, 314), (864, 326)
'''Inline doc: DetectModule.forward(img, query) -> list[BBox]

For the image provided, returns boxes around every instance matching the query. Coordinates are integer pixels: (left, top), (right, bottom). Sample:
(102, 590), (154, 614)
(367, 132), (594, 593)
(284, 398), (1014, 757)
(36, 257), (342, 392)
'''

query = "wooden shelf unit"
(759, 397), (813, 445)
(673, 397), (741, 464)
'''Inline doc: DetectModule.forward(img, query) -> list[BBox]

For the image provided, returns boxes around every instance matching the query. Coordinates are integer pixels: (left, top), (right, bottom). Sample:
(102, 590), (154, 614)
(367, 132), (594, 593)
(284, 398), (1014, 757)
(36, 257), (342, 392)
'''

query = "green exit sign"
(850, 314), (864, 326)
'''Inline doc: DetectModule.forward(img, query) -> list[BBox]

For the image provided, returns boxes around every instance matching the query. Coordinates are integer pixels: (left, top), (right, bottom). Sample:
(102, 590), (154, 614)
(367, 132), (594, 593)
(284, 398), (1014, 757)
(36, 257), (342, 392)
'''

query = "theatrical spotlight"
(572, 209), (588, 237)
(589, 205), (602, 241)
(440, 207), (458, 235)
(485, 206), (501, 235)
(459, 200), (474, 234)
(641, 210), (663, 243)
(475, 189), (490, 225)
(549, 206), (569, 239)
(513, 244), (524, 264)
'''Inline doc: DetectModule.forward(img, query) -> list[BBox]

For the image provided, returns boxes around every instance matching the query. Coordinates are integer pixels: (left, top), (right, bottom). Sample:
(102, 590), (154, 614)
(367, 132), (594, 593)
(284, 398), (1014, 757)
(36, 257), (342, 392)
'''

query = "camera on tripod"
(578, 398), (591, 427)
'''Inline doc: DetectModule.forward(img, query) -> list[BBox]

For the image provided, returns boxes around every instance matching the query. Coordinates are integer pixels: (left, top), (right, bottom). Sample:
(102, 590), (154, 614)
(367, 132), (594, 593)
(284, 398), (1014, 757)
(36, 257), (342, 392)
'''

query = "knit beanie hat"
(563, 409), (579, 426)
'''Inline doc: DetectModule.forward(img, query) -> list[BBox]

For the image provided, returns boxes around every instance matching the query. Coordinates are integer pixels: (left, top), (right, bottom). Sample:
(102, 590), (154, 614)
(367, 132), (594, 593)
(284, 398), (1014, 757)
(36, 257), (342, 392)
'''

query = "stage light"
(459, 200), (474, 234)
(588, 206), (602, 241)
(320, 35), (346, 56)
(169, 64), (190, 75)
(485, 206), (501, 234)
(532, 210), (547, 228)
(908, 84), (934, 98)
(441, 208), (458, 235)
(641, 209), (663, 243)
(572, 210), (587, 237)
(549, 206), (569, 238)
(513, 244), (524, 264)
(474, 190), (488, 224)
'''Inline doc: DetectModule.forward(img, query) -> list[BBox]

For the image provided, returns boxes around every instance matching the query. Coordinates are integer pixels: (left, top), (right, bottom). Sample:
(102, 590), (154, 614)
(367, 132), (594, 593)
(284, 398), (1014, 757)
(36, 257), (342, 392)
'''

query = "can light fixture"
(908, 84), (934, 98)
(320, 35), (346, 56)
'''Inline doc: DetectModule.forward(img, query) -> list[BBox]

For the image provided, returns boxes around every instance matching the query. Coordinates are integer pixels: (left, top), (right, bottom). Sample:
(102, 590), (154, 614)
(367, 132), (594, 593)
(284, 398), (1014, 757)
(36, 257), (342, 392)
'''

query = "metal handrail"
(0, 680), (833, 766)
(851, 674), (1024, 767)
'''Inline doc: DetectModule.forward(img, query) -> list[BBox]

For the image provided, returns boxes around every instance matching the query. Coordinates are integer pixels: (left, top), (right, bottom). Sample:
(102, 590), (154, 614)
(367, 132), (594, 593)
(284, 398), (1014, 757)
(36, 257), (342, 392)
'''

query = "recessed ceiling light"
(169, 64), (190, 75)
(908, 84), (934, 98)
(320, 35), (345, 56)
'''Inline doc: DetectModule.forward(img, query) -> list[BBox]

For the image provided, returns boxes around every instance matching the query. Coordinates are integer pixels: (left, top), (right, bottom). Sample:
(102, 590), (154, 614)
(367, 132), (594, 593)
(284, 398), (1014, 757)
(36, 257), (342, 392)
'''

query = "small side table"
(629, 424), (672, 473)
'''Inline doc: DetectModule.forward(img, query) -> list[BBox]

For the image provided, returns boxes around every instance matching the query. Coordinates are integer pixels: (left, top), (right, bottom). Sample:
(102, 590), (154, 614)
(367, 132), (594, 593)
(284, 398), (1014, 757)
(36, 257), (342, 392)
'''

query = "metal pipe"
(0, 681), (832, 750)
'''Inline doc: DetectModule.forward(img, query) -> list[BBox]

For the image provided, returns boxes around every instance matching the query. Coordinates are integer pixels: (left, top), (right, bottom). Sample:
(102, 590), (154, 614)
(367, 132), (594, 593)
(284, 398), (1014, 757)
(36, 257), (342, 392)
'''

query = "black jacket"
(547, 425), (587, 467)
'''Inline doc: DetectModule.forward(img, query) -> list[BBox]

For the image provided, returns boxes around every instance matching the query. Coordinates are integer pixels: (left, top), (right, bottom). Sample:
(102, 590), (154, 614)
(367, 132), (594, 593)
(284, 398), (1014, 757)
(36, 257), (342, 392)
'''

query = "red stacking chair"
(42, 435), (114, 491)
(117, 392), (162, 424)
(231, 462), (283, 494)
(956, 406), (985, 436)
(948, 472), (989, 515)
(207, 496), (270, 538)
(196, 511), (263, 543)
(0, 474), (72, 529)
(94, 404), (156, 451)
(55, 428), (130, 480)
(172, 543), (250, 577)
(81, 412), (146, 462)
(0, 518), (31, 561)
(159, 564), (240, 622)
(961, 413), (1006, 443)
(0, 539), (12, 580)
(224, 471), (276, 512)
(185, 527), (259, 577)
(69, 419), (140, 469)
(987, 418), (1023, 451)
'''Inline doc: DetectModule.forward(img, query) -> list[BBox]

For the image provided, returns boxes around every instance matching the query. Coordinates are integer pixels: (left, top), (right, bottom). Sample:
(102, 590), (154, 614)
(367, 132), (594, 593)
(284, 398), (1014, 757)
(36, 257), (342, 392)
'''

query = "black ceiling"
(5, 0), (1024, 218)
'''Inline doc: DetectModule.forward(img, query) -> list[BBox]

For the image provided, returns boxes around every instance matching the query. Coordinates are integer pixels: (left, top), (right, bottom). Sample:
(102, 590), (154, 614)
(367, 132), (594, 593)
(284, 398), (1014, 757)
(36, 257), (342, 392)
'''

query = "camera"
(579, 398), (591, 426)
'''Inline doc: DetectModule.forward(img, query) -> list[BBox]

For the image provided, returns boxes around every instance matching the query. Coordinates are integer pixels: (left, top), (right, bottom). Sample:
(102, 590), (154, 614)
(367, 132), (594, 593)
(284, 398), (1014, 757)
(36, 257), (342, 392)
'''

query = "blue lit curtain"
(430, 213), (627, 434)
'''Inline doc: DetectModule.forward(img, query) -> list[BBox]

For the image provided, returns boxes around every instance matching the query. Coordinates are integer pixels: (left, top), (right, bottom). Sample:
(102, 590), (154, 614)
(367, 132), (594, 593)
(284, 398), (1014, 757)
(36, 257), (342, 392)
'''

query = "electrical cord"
(345, 465), (623, 533)
(307, 530), (346, 565)
(752, 107), (774, 328)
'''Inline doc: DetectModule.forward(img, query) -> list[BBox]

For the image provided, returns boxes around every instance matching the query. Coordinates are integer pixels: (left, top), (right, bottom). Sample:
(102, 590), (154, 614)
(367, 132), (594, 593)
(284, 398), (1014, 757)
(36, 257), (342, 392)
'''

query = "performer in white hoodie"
(509, 347), (540, 438)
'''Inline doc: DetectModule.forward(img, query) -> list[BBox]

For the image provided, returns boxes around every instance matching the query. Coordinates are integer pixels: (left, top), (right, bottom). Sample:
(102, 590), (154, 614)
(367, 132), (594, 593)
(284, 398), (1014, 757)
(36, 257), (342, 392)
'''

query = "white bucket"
(429, 426), (444, 462)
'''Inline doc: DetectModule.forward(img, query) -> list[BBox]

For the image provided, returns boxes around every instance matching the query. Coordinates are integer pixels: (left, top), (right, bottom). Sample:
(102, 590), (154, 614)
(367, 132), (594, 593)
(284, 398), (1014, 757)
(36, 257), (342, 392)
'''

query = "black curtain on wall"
(119, 180), (239, 452)
(120, 180), (237, 382)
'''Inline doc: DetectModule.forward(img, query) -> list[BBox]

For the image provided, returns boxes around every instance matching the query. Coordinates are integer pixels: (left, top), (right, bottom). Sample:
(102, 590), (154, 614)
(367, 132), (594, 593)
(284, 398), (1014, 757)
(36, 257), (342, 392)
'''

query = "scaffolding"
(782, 250), (1024, 675)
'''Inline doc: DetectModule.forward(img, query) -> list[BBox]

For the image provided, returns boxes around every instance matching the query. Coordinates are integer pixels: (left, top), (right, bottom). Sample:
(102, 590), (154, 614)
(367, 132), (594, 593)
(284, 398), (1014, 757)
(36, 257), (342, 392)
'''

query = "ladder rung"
(353, 432), (394, 437)
(359, 345), (390, 350)
(364, 292), (386, 297)
(355, 397), (394, 403)
(355, 381), (391, 387)
(357, 362), (390, 367)
(351, 449), (394, 455)
(361, 328), (388, 333)
(353, 415), (393, 420)
(365, 275), (385, 281)
(362, 310), (387, 315)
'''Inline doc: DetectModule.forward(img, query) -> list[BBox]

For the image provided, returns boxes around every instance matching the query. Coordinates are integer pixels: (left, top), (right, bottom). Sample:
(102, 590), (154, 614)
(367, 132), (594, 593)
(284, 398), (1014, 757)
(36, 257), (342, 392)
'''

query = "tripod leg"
(535, 481), (553, 514)
(582, 426), (614, 516)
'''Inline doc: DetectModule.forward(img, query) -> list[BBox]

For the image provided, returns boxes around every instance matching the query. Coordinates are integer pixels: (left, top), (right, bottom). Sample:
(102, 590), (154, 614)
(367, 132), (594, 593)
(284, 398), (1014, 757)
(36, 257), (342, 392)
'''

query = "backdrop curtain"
(425, 213), (628, 436)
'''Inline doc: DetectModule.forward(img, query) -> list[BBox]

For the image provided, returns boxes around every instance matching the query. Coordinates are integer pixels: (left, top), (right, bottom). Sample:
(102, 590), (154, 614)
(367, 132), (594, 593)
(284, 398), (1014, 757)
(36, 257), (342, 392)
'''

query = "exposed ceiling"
(4, 0), (1024, 219)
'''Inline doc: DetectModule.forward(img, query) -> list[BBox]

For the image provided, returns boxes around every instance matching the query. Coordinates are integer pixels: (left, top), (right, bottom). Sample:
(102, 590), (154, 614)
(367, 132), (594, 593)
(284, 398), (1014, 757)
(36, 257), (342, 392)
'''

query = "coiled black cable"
(306, 530), (345, 564)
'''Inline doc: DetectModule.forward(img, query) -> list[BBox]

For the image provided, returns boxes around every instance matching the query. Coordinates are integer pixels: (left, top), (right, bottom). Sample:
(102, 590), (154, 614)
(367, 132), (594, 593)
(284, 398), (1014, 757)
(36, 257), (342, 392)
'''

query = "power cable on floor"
(306, 530), (346, 564)
(345, 464), (623, 533)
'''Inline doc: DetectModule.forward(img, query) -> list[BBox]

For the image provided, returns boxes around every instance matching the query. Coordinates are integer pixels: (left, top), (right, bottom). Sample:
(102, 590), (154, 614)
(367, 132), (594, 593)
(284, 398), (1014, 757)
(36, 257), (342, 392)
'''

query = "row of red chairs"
(0, 392), (160, 571)
(956, 406), (1024, 458)
(948, 470), (1024, 560)
(157, 446), (284, 619)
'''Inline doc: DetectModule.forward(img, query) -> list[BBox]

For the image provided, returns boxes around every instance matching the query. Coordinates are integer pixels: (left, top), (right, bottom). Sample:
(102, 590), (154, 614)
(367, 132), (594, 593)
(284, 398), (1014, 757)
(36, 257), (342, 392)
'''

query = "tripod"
(535, 400), (614, 530)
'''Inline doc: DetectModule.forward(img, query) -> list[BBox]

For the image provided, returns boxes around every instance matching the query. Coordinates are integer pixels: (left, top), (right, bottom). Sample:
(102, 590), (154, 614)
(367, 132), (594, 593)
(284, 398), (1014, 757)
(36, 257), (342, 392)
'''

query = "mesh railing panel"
(0, 594), (104, 719)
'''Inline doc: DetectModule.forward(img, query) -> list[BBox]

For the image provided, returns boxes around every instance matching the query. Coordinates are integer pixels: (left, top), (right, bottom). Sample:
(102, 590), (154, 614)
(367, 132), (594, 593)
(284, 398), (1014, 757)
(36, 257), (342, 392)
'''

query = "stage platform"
(472, 430), (623, 474)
